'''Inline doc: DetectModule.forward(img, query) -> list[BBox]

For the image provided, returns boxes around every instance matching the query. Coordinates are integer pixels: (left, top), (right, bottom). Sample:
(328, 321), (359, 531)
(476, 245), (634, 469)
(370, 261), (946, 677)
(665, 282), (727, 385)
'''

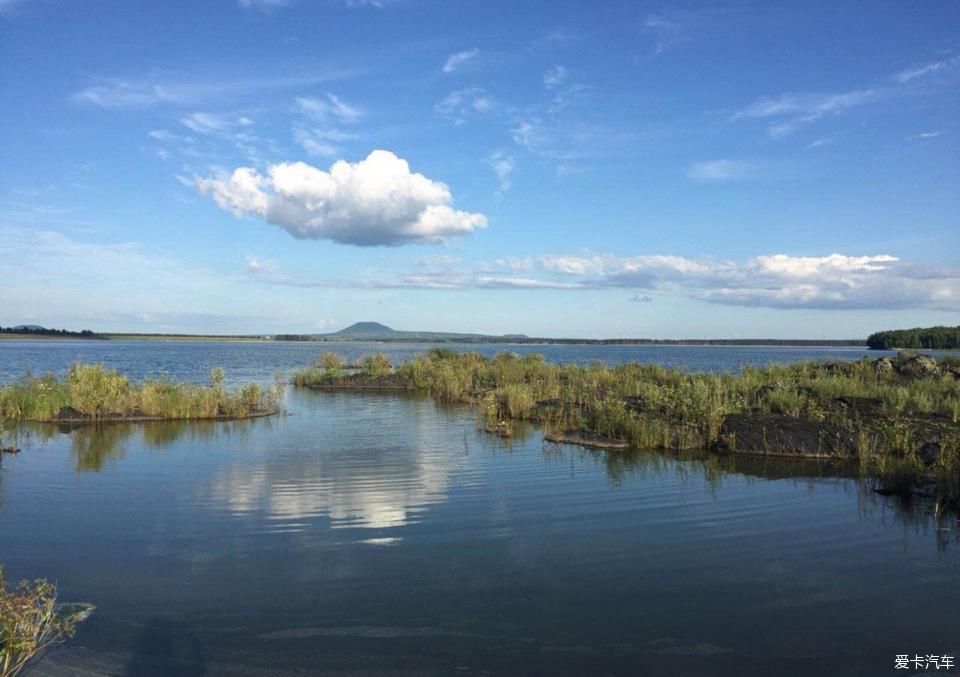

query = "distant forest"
(867, 326), (960, 350)
(0, 326), (105, 339)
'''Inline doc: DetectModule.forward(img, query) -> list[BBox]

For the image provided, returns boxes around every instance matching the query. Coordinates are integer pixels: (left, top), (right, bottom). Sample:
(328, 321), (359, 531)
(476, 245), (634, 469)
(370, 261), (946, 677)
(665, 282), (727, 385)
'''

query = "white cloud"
(196, 150), (487, 246)
(732, 89), (879, 137)
(72, 72), (350, 109)
(248, 250), (959, 311)
(895, 55), (960, 83)
(907, 130), (942, 140)
(292, 93), (362, 156)
(644, 14), (684, 53)
(543, 65), (568, 89)
(542, 65), (587, 112)
(238, 0), (292, 10)
(442, 48), (479, 73)
(436, 88), (495, 124)
(293, 127), (357, 157)
(686, 159), (752, 181)
(180, 111), (253, 135)
(486, 151), (514, 197)
(147, 129), (182, 142)
(531, 252), (959, 310)
(732, 55), (959, 138)
(296, 93), (362, 122)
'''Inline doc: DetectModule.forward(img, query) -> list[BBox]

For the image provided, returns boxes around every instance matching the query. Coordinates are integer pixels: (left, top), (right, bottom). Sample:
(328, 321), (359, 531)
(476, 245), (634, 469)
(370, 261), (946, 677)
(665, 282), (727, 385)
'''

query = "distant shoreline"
(0, 333), (868, 347)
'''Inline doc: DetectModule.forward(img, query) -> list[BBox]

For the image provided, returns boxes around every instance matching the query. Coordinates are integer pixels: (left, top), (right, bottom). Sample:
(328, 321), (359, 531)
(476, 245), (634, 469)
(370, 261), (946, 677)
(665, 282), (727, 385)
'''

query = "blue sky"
(0, 0), (958, 338)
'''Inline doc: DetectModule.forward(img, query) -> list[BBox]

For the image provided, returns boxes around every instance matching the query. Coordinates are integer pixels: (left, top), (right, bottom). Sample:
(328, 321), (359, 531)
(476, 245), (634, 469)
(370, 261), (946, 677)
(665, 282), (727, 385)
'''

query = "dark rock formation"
(896, 354), (940, 378)
(718, 413), (855, 458)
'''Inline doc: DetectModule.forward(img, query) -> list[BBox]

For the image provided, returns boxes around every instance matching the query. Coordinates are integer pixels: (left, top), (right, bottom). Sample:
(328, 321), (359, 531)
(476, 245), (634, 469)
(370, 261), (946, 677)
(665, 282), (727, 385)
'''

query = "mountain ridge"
(319, 322), (528, 341)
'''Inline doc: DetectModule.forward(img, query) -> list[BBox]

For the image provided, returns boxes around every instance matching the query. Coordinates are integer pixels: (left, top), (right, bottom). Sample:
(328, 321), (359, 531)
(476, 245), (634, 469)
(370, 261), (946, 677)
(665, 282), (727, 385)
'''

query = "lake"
(1, 341), (957, 676)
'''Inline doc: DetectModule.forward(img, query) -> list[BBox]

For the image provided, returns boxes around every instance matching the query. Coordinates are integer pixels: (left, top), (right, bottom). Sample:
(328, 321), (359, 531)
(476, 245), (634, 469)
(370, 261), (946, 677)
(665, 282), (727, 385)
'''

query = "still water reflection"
(0, 388), (958, 676)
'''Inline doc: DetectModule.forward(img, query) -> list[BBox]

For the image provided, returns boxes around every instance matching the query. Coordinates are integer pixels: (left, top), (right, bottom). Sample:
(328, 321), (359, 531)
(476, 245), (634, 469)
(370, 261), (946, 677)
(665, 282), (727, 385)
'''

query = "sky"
(0, 0), (958, 339)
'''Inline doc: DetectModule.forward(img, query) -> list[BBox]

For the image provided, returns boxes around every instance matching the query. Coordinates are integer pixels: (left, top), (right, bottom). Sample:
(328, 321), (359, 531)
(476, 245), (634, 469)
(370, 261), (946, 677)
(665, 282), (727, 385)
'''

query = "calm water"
(0, 338), (900, 386)
(1, 341), (958, 676)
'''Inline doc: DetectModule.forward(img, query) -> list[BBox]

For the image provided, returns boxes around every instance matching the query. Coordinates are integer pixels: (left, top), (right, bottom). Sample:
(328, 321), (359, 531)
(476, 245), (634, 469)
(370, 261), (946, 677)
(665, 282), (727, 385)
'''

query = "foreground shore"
(294, 349), (960, 510)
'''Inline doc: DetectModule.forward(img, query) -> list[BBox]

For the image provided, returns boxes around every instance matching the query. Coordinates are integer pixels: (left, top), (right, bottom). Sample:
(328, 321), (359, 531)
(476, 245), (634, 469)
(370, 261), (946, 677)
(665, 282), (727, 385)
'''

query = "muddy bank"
(544, 429), (632, 450)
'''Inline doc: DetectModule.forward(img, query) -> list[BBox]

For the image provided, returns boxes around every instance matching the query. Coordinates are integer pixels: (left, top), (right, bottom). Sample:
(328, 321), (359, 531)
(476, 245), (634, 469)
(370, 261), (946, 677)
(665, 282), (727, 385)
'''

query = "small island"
(0, 364), (279, 430)
(293, 349), (960, 511)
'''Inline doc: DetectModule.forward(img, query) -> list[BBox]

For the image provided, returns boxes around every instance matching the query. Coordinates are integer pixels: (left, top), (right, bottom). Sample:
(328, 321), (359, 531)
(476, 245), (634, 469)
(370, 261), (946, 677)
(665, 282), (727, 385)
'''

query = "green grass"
(292, 348), (960, 507)
(0, 364), (280, 426)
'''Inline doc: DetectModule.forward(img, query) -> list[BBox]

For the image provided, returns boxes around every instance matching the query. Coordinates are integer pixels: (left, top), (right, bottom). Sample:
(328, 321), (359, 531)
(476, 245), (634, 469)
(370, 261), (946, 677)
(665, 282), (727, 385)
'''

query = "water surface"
(0, 342), (957, 676)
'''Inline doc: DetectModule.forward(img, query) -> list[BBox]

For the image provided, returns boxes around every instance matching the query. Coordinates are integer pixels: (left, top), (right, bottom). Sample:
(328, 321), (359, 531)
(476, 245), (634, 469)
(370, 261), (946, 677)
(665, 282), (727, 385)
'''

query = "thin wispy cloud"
(731, 55), (960, 138)
(686, 159), (752, 181)
(442, 48), (480, 73)
(436, 88), (495, 124)
(732, 89), (879, 138)
(895, 55), (960, 83)
(196, 150), (487, 246)
(237, 0), (292, 11)
(486, 151), (514, 198)
(292, 93), (363, 156)
(542, 65), (587, 112)
(644, 13), (684, 54)
(296, 93), (362, 122)
(907, 130), (942, 140)
(72, 72), (352, 109)
(180, 112), (254, 135)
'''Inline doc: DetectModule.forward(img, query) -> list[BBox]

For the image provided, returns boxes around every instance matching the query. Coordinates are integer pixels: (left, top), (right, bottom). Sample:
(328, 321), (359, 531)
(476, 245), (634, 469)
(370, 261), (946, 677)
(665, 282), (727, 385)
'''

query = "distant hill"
(310, 321), (529, 342)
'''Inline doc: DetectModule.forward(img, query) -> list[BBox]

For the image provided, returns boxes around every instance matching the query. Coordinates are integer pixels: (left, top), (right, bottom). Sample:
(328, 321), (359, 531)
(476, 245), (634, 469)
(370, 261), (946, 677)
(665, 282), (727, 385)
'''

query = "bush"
(361, 354), (391, 378)
(0, 566), (93, 677)
(317, 352), (344, 376)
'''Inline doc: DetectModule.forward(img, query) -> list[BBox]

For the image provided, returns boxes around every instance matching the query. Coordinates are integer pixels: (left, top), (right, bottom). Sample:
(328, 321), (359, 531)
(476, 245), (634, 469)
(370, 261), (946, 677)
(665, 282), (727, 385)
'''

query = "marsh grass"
(293, 349), (960, 506)
(0, 365), (280, 425)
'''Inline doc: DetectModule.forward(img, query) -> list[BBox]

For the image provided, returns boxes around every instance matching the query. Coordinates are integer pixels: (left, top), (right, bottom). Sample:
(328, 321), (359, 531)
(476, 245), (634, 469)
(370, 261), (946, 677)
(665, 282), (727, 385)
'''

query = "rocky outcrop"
(717, 413), (855, 458)
(305, 373), (415, 390)
(895, 354), (940, 378)
(874, 357), (895, 376)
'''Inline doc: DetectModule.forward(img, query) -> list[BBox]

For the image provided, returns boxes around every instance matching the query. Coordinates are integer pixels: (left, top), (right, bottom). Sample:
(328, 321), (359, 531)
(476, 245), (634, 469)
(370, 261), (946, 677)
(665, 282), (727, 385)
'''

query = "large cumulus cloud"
(196, 150), (486, 246)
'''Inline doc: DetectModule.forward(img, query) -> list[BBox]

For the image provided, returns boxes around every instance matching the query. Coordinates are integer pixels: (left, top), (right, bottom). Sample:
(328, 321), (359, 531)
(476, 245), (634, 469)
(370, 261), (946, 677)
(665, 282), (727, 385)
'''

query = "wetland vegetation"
(0, 364), (280, 429)
(294, 348), (960, 510)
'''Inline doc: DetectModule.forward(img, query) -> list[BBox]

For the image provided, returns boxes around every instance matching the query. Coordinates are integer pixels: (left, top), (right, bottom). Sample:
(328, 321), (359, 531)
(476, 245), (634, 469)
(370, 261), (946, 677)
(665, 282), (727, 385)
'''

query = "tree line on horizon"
(0, 326), (103, 339)
(866, 326), (960, 350)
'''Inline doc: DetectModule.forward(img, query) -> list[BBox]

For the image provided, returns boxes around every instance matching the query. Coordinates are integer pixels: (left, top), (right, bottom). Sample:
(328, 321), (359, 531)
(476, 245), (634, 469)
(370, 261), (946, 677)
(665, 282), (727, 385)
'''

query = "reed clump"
(0, 365), (280, 425)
